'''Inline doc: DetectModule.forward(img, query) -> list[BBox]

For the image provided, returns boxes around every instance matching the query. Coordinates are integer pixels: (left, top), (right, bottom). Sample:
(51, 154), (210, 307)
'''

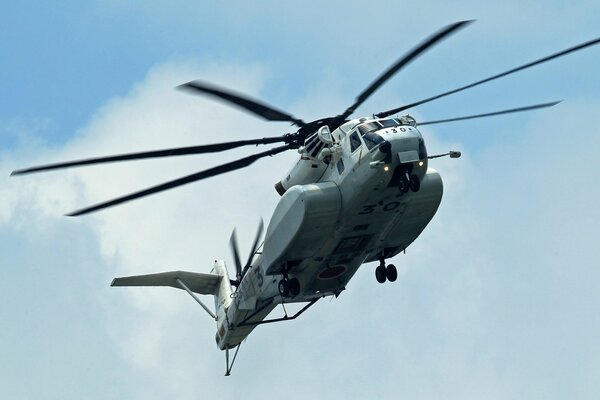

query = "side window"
(337, 159), (345, 175)
(350, 132), (362, 152)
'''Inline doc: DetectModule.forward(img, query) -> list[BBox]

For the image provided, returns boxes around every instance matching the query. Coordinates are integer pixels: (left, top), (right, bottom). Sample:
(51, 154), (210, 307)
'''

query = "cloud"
(2, 60), (292, 396)
(3, 52), (599, 400)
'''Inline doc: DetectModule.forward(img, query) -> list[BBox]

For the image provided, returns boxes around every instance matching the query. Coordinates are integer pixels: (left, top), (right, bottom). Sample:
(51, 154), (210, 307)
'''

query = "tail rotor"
(229, 219), (264, 288)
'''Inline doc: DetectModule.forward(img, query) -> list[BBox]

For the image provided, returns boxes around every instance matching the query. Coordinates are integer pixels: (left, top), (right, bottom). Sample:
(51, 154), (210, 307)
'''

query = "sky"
(1, 1), (599, 399)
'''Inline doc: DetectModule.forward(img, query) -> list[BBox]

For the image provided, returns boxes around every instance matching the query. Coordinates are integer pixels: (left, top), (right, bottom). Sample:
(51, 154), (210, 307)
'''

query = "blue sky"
(2, 1), (600, 399)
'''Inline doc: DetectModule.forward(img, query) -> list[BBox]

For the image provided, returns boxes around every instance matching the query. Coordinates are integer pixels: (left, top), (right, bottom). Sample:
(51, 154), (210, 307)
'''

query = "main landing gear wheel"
(376, 256), (398, 284)
(409, 174), (420, 192)
(375, 265), (387, 283)
(288, 278), (300, 297)
(278, 279), (289, 297)
(279, 277), (300, 297)
(386, 264), (398, 282)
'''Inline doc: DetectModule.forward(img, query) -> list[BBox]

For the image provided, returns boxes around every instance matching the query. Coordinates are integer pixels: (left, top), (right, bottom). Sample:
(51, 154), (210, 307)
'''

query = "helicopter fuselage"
(217, 117), (443, 349)
(13, 19), (599, 375)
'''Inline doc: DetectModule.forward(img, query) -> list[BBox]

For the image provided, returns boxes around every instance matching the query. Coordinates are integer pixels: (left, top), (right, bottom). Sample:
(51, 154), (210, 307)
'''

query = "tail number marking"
(358, 201), (401, 215)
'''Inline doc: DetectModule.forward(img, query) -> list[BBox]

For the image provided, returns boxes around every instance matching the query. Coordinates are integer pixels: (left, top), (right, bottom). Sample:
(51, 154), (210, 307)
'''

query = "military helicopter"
(11, 20), (600, 375)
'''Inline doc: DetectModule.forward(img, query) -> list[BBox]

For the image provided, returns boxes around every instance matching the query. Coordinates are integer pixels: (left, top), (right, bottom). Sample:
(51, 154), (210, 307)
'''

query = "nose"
(378, 140), (391, 154)
(389, 134), (422, 165)
(401, 138), (420, 162)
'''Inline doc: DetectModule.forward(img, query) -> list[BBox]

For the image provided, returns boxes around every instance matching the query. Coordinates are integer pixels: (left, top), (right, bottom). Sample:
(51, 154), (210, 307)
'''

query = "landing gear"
(224, 344), (241, 376)
(288, 278), (300, 297)
(376, 257), (398, 283)
(395, 165), (420, 194)
(386, 264), (397, 282)
(409, 174), (420, 192)
(398, 174), (409, 194)
(278, 269), (300, 298)
(278, 279), (289, 297)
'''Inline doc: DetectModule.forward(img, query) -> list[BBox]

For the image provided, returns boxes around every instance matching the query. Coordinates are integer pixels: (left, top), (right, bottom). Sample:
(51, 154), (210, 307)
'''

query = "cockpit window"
(363, 133), (384, 150)
(350, 132), (362, 152)
(378, 118), (400, 128)
(356, 122), (382, 136)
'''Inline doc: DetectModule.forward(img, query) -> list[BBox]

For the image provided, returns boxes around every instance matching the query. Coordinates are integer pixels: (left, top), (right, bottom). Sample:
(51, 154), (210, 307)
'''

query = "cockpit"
(356, 116), (417, 132)
(347, 116), (416, 135)
(345, 116), (426, 158)
(356, 121), (382, 135)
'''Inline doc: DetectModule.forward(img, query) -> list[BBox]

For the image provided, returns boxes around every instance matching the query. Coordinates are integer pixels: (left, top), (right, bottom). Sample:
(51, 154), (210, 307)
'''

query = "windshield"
(378, 118), (400, 128)
(363, 133), (384, 150)
(356, 122), (382, 135)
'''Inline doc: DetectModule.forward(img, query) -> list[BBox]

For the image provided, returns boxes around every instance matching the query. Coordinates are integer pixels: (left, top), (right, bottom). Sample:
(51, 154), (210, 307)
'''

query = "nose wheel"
(409, 174), (420, 192)
(397, 167), (420, 194)
(375, 258), (398, 283)
(398, 175), (410, 194)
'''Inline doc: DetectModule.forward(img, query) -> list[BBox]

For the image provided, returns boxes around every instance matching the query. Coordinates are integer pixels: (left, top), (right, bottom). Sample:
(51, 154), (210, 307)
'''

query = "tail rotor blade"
(242, 219), (264, 278)
(230, 228), (243, 282)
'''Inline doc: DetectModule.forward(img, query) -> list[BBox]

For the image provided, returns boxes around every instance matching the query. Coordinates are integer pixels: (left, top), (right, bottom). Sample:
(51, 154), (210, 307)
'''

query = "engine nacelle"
(274, 126), (332, 196)
(274, 156), (328, 195)
(263, 181), (342, 275)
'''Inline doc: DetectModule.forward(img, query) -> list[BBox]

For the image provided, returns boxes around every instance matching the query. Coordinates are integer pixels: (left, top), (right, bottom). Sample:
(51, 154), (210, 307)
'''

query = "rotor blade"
(66, 144), (292, 216)
(417, 101), (561, 126)
(335, 20), (474, 122)
(11, 136), (290, 176)
(230, 228), (243, 280)
(243, 219), (264, 276)
(377, 37), (600, 118)
(179, 81), (305, 127)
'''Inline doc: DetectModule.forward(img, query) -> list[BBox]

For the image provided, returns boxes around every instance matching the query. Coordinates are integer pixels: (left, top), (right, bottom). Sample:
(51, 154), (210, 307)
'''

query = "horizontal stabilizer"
(111, 270), (223, 295)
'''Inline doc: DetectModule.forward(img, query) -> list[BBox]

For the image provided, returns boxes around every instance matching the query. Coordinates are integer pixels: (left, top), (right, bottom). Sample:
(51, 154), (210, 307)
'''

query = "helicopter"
(11, 20), (600, 375)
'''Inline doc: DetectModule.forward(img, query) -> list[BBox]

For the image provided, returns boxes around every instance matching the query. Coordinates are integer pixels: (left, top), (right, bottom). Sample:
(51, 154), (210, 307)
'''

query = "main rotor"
(11, 20), (600, 216)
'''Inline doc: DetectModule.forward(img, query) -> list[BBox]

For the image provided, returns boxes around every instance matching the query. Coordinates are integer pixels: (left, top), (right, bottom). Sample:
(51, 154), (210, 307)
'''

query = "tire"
(288, 278), (300, 297)
(409, 175), (420, 192)
(375, 266), (387, 283)
(398, 176), (409, 194)
(386, 264), (398, 282)
(278, 279), (289, 297)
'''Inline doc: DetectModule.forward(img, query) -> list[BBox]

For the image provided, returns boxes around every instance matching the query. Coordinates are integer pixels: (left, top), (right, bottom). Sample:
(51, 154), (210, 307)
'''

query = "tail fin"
(209, 260), (233, 323)
(111, 260), (233, 323)
(111, 270), (222, 294)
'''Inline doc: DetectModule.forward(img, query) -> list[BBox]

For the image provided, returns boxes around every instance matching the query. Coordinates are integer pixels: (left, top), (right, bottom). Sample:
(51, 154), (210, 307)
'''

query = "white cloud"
(3, 51), (600, 399)
(3, 60), (324, 398)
